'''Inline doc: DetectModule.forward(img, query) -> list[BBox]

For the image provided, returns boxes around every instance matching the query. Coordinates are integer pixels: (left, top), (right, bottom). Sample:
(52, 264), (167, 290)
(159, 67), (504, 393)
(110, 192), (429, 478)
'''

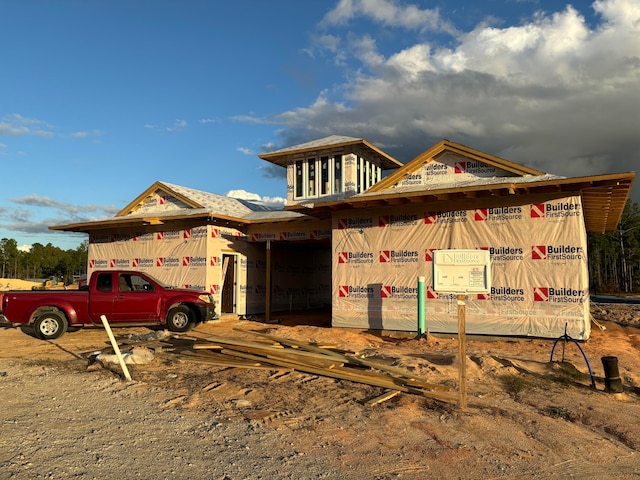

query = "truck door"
(110, 273), (160, 322)
(89, 272), (116, 320)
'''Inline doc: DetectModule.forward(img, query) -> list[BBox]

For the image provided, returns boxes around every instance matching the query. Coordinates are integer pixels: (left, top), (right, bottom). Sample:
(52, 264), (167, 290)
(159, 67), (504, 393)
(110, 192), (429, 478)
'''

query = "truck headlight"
(199, 294), (215, 304)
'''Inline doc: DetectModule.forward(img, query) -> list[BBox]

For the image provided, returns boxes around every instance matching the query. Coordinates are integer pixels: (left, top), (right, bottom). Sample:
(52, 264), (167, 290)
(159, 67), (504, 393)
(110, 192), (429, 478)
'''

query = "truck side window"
(118, 275), (133, 292)
(130, 275), (154, 292)
(96, 273), (112, 292)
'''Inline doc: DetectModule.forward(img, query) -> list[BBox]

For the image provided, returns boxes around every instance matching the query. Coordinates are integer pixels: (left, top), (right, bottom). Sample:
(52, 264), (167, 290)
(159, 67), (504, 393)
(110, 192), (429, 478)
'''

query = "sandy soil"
(1, 301), (640, 479)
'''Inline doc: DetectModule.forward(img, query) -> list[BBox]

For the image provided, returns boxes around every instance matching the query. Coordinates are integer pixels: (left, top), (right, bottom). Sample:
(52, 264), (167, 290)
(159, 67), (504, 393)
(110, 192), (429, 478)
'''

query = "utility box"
(432, 249), (491, 294)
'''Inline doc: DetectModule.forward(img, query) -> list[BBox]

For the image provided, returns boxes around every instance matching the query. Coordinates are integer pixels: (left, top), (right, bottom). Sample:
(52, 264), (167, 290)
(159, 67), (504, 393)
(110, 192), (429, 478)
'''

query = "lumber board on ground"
(221, 348), (458, 403)
(192, 334), (283, 351)
(366, 390), (401, 407)
(178, 351), (273, 369)
(192, 343), (223, 350)
(234, 328), (448, 392)
(234, 328), (347, 359)
(222, 345), (343, 369)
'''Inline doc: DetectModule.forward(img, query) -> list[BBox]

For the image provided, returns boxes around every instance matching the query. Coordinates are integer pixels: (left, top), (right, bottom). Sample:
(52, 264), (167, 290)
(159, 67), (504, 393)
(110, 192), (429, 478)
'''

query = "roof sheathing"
(50, 180), (310, 234)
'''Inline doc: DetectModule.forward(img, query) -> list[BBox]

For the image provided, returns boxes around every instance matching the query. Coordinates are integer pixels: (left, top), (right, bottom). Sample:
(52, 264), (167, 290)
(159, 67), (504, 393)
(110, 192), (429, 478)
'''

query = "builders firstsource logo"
(338, 251), (374, 265)
(399, 173), (424, 185)
(474, 206), (523, 222)
(379, 249), (419, 264)
(132, 258), (154, 268)
(532, 245), (584, 261)
(481, 246), (524, 261)
(184, 227), (207, 239)
(338, 285), (375, 298)
(89, 259), (108, 269)
(156, 257), (180, 267)
(424, 210), (468, 224)
(533, 287), (585, 303)
(183, 256), (206, 267)
(379, 213), (419, 228)
(454, 161), (496, 175)
(250, 232), (276, 242)
(109, 258), (130, 268)
(380, 285), (419, 299)
(338, 217), (374, 230)
(490, 286), (525, 302)
(155, 230), (180, 241)
(531, 202), (582, 219)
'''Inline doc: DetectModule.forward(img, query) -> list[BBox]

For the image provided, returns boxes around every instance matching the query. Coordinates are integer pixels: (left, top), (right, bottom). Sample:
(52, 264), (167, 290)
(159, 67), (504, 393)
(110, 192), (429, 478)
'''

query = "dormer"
(259, 135), (403, 206)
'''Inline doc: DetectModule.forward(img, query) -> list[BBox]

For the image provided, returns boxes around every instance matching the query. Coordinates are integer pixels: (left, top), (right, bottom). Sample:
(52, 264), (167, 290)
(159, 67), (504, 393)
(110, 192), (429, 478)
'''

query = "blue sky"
(1, 0), (638, 251)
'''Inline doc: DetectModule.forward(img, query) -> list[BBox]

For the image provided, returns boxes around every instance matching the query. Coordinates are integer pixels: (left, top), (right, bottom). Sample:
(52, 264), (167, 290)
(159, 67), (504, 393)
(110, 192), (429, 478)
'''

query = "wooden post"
(457, 294), (467, 410)
(100, 315), (132, 381)
(265, 239), (271, 324)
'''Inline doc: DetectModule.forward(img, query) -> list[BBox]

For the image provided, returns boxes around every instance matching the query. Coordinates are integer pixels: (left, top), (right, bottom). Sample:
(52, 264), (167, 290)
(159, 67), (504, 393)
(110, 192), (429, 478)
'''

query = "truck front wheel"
(166, 306), (195, 332)
(33, 312), (68, 340)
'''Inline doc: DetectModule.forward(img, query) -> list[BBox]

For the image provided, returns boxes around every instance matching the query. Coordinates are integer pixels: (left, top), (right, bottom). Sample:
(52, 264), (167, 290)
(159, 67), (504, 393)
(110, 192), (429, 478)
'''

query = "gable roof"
(259, 135), (403, 170)
(50, 181), (306, 233)
(119, 181), (273, 219)
(368, 139), (544, 193)
(285, 140), (635, 234)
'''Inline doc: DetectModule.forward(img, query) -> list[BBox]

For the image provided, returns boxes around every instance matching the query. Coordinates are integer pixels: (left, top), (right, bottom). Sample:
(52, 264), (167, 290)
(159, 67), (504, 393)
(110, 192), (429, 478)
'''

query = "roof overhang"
(286, 172), (635, 233)
(49, 211), (318, 234)
(259, 138), (403, 170)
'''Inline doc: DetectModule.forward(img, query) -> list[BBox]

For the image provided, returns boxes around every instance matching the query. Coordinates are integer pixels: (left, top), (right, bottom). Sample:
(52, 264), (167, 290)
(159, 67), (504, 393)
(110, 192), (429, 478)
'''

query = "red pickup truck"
(0, 270), (217, 340)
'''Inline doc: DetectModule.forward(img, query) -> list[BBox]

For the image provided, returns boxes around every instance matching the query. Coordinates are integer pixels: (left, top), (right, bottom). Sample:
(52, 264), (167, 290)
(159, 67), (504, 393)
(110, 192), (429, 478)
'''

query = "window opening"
(295, 160), (303, 198)
(308, 157), (316, 197)
(334, 155), (343, 194)
(320, 156), (329, 195)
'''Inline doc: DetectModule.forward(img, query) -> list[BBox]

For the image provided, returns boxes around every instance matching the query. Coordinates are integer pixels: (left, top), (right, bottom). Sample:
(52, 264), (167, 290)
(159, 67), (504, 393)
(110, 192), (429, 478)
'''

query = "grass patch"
(543, 406), (574, 421)
(499, 373), (534, 397)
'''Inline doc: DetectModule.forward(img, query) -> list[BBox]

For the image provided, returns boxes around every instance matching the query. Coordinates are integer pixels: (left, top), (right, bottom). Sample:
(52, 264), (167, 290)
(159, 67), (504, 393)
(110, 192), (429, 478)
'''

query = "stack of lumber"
(179, 327), (457, 404)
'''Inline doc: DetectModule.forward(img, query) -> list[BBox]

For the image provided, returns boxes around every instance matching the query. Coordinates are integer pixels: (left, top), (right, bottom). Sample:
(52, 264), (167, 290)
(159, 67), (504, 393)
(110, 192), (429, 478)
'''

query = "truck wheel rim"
(173, 313), (189, 328)
(40, 318), (59, 336)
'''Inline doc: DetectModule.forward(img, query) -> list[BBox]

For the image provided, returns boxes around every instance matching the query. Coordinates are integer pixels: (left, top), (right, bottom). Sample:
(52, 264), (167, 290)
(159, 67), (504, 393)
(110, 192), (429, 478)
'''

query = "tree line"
(1, 199), (639, 293)
(588, 200), (640, 294)
(0, 238), (88, 285)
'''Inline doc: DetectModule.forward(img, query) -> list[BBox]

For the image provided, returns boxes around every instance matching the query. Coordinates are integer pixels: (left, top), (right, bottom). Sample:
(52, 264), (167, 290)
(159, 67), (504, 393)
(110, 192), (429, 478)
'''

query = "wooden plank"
(233, 328), (346, 359)
(235, 327), (449, 392)
(194, 334), (283, 350)
(221, 348), (458, 403)
(366, 390), (401, 407)
(192, 342), (223, 350)
(222, 345), (343, 370)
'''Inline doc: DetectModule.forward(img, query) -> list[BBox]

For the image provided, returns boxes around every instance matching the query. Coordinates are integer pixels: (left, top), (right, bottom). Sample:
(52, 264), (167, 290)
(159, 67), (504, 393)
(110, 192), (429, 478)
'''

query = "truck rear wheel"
(166, 305), (195, 332)
(33, 312), (68, 340)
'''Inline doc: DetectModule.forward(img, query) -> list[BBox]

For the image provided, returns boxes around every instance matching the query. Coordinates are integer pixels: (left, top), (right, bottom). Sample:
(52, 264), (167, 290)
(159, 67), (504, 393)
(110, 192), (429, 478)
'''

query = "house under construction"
(51, 136), (635, 339)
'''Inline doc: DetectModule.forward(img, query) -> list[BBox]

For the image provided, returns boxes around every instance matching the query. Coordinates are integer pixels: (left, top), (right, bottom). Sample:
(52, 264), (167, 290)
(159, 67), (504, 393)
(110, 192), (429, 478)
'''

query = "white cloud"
(225, 190), (286, 209)
(271, 0), (640, 200)
(166, 119), (188, 132)
(321, 0), (457, 35)
(69, 129), (102, 139)
(237, 146), (253, 155)
(0, 114), (54, 137)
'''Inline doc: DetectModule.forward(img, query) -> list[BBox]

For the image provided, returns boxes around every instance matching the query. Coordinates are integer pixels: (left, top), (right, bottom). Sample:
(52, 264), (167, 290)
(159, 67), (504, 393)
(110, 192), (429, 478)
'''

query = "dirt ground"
(1, 301), (640, 479)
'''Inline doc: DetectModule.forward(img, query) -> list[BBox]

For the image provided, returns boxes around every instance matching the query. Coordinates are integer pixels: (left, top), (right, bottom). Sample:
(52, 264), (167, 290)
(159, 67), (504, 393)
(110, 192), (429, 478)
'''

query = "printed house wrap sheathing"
(332, 197), (588, 339)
